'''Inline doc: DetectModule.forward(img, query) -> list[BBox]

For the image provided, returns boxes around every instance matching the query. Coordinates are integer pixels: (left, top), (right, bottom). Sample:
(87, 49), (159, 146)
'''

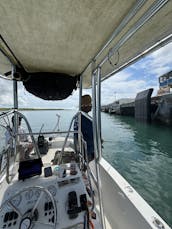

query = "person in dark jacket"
(74, 95), (94, 162)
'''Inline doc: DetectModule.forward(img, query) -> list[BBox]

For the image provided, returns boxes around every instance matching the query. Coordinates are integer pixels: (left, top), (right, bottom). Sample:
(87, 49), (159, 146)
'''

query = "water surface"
(101, 113), (172, 227)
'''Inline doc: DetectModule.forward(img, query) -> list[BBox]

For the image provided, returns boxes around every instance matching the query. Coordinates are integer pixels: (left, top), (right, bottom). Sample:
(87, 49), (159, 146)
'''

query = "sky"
(0, 42), (172, 109)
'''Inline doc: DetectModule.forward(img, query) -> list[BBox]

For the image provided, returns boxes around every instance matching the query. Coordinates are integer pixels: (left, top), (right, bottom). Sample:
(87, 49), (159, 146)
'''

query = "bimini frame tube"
(78, 75), (83, 159)
(79, 75), (83, 110)
(98, 0), (169, 68)
(92, 72), (98, 159)
(12, 69), (19, 158)
(97, 67), (102, 160)
(94, 0), (147, 60)
(13, 81), (18, 110)
(92, 65), (106, 229)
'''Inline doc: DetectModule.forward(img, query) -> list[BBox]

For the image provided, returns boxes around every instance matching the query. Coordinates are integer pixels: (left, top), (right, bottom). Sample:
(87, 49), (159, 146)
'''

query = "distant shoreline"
(0, 108), (73, 111)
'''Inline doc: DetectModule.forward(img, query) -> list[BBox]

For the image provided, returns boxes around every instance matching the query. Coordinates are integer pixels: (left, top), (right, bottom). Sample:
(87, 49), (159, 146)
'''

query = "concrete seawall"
(101, 89), (172, 125)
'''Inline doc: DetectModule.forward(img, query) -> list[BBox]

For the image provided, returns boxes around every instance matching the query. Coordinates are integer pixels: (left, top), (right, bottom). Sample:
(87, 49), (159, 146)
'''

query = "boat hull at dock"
(92, 158), (171, 229)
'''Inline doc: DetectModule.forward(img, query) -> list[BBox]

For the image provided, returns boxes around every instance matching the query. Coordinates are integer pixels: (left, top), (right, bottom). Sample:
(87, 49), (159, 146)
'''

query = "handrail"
(97, 67), (102, 161)
(92, 64), (106, 229)
(82, 140), (95, 211)
(59, 112), (79, 163)
(0, 110), (40, 156)
(16, 130), (76, 136)
(58, 110), (97, 210)
(60, 111), (93, 162)
(0, 110), (14, 118)
(12, 110), (40, 157)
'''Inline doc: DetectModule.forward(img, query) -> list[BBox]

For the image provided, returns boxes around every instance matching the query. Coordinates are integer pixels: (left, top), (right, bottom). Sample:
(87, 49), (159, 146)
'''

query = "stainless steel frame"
(81, 0), (147, 75)
(98, 0), (169, 69)
(94, 0), (147, 60)
(92, 66), (106, 229)
(102, 33), (172, 82)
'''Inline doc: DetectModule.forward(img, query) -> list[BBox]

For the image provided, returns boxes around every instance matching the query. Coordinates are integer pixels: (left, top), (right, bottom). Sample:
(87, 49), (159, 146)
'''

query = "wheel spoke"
(31, 191), (44, 216)
(8, 201), (22, 217)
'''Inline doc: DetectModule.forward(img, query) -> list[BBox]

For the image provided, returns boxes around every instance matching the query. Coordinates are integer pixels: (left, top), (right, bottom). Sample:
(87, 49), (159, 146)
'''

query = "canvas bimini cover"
(0, 0), (172, 95)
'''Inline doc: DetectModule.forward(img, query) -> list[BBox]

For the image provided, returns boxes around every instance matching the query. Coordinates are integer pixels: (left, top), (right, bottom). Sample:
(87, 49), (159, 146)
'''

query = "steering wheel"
(0, 186), (57, 229)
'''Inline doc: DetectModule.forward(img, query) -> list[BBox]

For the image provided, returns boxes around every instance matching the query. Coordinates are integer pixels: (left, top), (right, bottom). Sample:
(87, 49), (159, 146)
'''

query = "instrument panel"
(0, 164), (88, 229)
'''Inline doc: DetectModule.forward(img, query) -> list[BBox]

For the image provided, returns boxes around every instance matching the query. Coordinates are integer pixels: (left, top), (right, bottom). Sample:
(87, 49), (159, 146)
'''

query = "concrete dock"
(101, 98), (135, 115)
(101, 90), (172, 125)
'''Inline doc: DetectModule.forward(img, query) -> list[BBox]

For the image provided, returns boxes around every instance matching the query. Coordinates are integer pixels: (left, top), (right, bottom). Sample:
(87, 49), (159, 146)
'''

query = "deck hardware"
(125, 186), (134, 193)
(108, 49), (119, 67)
(153, 217), (165, 229)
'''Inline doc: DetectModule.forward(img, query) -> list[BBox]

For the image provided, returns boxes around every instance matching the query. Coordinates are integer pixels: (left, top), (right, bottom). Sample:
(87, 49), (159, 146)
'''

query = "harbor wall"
(101, 89), (172, 125)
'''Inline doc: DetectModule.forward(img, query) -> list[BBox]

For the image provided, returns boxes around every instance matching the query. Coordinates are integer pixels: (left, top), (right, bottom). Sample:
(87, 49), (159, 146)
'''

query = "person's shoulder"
(82, 114), (92, 123)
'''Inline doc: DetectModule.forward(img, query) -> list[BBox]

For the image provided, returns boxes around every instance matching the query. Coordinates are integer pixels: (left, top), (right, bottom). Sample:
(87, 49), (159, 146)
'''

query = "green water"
(0, 110), (171, 226)
(102, 112), (172, 227)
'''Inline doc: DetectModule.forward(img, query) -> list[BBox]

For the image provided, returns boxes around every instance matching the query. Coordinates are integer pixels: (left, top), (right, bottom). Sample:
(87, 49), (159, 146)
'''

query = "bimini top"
(0, 0), (172, 90)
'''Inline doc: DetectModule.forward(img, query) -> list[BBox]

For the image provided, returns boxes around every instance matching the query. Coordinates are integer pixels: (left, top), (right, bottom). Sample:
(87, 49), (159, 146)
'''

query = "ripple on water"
(102, 113), (172, 227)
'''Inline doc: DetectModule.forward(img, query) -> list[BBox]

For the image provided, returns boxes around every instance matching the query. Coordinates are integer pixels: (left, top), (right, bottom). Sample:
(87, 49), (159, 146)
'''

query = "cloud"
(131, 42), (172, 77)
(0, 79), (29, 107)
(101, 71), (148, 105)
(148, 43), (172, 76)
(0, 79), (13, 107)
(0, 94), (13, 106)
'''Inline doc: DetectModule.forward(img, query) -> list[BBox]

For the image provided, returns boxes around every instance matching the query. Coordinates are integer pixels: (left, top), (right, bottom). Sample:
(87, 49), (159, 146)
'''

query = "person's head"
(81, 95), (92, 113)
(12, 116), (22, 126)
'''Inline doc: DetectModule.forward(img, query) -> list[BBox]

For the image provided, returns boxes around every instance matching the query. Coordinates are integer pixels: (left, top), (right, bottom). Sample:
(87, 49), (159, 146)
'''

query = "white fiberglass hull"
(97, 158), (171, 229)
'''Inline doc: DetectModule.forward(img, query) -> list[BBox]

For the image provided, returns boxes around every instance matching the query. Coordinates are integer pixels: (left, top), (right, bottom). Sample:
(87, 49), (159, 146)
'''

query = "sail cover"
(0, 0), (172, 88)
